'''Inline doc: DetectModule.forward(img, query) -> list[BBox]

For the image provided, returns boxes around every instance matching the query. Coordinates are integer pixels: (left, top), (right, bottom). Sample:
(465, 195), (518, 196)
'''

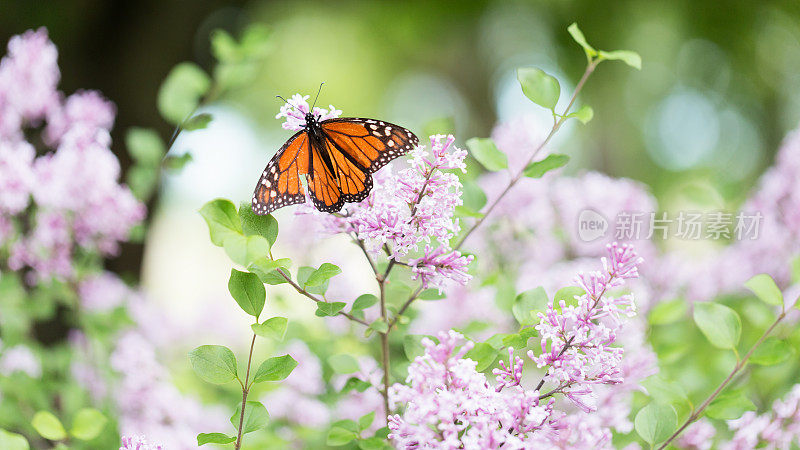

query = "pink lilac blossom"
(0, 28), (145, 281)
(280, 92), (473, 288)
(679, 418), (716, 450)
(111, 332), (228, 450)
(275, 93), (341, 131)
(78, 271), (132, 312)
(722, 384), (800, 450)
(120, 435), (164, 450)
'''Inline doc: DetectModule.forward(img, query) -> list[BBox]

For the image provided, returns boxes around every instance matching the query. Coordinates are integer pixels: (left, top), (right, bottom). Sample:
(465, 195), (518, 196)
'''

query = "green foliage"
(351, 294), (378, 313)
(634, 402), (677, 446)
(566, 105), (594, 124)
(327, 419), (359, 446)
(705, 390), (756, 420)
(69, 408), (107, 441)
(567, 23), (597, 59)
(306, 263), (342, 287)
(200, 199), (242, 246)
(522, 154), (570, 179)
(210, 25), (271, 91)
(368, 318), (389, 334)
(693, 302), (741, 350)
(253, 354), (297, 383)
(648, 298), (688, 325)
(750, 337), (792, 365)
(464, 342), (498, 371)
(744, 273), (784, 306)
(512, 287), (548, 326)
(224, 235), (271, 268)
(316, 302), (347, 317)
(403, 335), (427, 360)
(517, 67), (560, 110)
(465, 137), (508, 171)
(189, 345), (238, 384)
(230, 401), (269, 435)
(0, 429), (29, 450)
(251, 317), (288, 341)
(183, 113), (213, 131)
(197, 433), (236, 446)
(421, 116), (455, 137)
(157, 62), (211, 125)
(228, 269), (266, 318)
(418, 289), (446, 300)
(31, 411), (66, 441)
(598, 50), (642, 70)
(239, 202), (279, 247)
(126, 128), (165, 167)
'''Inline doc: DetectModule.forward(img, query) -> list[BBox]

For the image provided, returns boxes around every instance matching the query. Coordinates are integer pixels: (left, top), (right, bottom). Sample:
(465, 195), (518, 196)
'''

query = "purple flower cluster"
(283, 94), (473, 290)
(0, 28), (144, 281)
(389, 244), (643, 448)
(531, 243), (641, 412)
(724, 384), (800, 450)
(119, 435), (164, 450)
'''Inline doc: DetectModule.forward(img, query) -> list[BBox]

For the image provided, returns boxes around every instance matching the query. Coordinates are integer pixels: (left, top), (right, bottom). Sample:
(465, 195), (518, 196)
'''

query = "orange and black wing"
(306, 142), (346, 212)
(251, 130), (310, 215)
(321, 118), (419, 173)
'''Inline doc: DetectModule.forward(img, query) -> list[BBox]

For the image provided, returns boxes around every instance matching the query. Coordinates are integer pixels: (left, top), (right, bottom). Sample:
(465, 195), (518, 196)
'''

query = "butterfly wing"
(251, 130), (310, 215)
(321, 118), (419, 173)
(307, 142), (345, 212)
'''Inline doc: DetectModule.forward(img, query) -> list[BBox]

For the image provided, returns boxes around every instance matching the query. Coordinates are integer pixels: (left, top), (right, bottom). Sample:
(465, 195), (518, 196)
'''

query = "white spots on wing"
(387, 140), (395, 147)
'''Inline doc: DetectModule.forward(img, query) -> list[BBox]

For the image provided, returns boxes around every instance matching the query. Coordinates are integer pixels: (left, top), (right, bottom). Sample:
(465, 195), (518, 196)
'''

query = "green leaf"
(522, 154), (570, 179)
(31, 411), (67, 441)
(341, 376), (371, 393)
(297, 266), (329, 294)
(0, 429), (29, 450)
(512, 287), (548, 326)
(693, 302), (742, 350)
(316, 302), (347, 317)
(418, 289), (446, 300)
(648, 298), (688, 325)
(750, 337), (792, 365)
(239, 202), (279, 247)
(210, 29), (238, 62)
(465, 137), (508, 171)
(567, 23), (597, 58)
(351, 294), (378, 312)
(598, 50), (642, 70)
(403, 335), (427, 361)
(250, 257), (291, 276)
(566, 105), (594, 124)
(640, 376), (690, 407)
(157, 62), (211, 124)
(251, 317), (288, 341)
(327, 426), (358, 446)
(329, 354), (360, 374)
(791, 255), (800, 284)
(188, 345), (238, 384)
(197, 433), (236, 446)
(228, 269), (266, 318)
(224, 234), (270, 267)
(369, 318), (389, 334)
(199, 199), (242, 246)
(553, 286), (585, 305)
(163, 152), (193, 171)
(706, 391), (756, 420)
(464, 342), (498, 371)
(461, 179), (487, 211)
(253, 354), (297, 383)
(183, 113), (213, 131)
(358, 437), (389, 450)
(517, 67), (561, 110)
(358, 412), (375, 431)
(744, 274), (784, 306)
(634, 403), (677, 446)
(306, 263), (342, 287)
(126, 128), (165, 167)
(127, 165), (158, 200)
(69, 408), (107, 441)
(230, 401), (269, 435)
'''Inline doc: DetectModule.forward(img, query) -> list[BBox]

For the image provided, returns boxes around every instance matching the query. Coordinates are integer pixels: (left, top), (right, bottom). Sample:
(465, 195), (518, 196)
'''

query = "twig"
(657, 310), (788, 449)
(275, 268), (369, 326)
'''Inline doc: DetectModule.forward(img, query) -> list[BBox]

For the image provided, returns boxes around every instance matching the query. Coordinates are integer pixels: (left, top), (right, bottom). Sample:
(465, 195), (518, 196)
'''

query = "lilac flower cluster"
(0, 28), (144, 281)
(119, 435), (164, 450)
(389, 244), (642, 448)
(283, 94), (473, 289)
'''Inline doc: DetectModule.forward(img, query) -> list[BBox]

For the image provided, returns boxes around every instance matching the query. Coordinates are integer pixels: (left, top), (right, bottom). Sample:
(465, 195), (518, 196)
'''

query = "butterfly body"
(252, 114), (419, 215)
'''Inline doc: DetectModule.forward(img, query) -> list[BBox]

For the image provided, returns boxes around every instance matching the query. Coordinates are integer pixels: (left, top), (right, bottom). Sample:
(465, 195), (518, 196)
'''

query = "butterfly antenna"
(311, 82), (324, 109)
(276, 95), (290, 106)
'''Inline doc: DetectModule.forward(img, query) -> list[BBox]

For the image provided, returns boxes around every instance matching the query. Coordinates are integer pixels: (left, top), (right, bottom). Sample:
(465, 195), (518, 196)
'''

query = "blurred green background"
(3, 0), (800, 277)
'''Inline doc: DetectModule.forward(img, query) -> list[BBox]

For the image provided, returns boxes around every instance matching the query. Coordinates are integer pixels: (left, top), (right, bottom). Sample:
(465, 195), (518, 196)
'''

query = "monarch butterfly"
(251, 98), (419, 215)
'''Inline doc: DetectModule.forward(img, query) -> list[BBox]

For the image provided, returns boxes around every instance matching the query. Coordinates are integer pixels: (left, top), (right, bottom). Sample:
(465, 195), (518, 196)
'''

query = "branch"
(657, 310), (788, 450)
(275, 268), (369, 326)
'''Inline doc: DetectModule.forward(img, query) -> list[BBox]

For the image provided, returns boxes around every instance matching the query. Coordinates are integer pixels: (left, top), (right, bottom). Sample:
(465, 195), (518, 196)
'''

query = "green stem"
(234, 333), (257, 450)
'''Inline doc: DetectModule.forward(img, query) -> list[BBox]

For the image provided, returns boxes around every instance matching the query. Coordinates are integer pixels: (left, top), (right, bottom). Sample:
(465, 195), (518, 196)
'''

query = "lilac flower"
(275, 93), (341, 131)
(530, 243), (642, 410)
(722, 384), (800, 450)
(409, 244), (473, 290)
(493, 347), (525, 391)
(78, 271), (132, 312)
(46, 90), (116, 143)
(679, 418), (716, 450)
(120, 435), (164, 450)
(0, 140), (35, 214)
